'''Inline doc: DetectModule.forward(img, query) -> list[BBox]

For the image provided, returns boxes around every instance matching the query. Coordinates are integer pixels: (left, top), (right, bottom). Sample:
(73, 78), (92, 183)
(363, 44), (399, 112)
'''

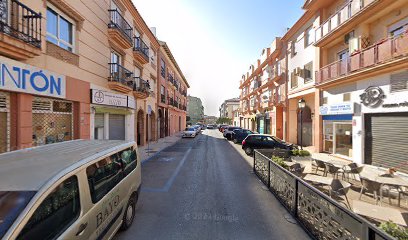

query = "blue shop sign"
(0, 56), (66, 98)
(319, 102), (354, 115)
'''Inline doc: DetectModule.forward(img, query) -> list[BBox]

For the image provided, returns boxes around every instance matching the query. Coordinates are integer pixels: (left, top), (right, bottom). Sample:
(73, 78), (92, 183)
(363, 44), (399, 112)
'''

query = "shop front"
(319, 102), (354, 159)
(0, 92), (9, 153)
(90, 88), (136, 141)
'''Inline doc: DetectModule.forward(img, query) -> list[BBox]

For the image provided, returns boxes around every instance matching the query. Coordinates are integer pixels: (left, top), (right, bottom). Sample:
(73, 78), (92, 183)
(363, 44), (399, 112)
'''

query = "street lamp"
(298, 98), (306, 150)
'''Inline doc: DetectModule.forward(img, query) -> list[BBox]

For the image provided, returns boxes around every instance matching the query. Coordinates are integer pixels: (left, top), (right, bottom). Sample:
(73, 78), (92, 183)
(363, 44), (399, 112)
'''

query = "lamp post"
(298, 98), (306, 150)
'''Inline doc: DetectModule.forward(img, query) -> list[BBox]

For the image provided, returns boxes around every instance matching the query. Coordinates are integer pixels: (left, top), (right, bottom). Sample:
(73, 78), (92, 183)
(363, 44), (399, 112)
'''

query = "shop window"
(46, 6), (75, 52)
(0, 92), (9, 153)
(343, 93), (351, 102)
(16, 176), (80, 240)
(391, 71), (408, 92)
(32, 98), (73, 146)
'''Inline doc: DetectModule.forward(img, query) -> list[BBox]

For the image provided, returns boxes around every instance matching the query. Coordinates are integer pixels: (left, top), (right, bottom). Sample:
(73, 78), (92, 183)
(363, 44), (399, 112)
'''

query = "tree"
(216, 117), (232, 125)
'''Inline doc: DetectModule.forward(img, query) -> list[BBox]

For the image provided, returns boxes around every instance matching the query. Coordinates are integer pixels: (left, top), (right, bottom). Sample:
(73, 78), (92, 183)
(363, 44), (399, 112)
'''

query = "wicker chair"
(342, 163), (364, 181)
(312, 159), (326, 175)
(330, 179), (351, 209)
(324, 163), (343, 178)
(359, 177), (382, 204)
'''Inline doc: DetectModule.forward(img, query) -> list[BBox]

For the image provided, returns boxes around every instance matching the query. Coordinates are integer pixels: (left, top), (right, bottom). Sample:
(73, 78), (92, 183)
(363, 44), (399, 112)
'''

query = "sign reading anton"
(0, 56), (66, 98)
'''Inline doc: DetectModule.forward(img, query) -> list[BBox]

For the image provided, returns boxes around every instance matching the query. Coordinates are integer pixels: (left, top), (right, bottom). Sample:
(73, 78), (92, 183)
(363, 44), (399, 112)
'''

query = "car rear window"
(0, 191), (37, 238)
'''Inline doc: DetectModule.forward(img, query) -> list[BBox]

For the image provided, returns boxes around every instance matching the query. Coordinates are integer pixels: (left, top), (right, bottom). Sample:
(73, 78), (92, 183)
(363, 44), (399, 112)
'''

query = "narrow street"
(115, 129), (310, 240)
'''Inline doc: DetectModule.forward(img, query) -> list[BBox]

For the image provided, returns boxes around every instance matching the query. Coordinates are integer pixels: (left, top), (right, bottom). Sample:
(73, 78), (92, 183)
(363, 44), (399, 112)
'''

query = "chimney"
(150, 27), (157, 37)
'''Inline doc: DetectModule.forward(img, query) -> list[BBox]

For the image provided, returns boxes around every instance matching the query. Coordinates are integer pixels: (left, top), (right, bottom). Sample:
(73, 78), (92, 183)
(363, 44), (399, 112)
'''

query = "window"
(303, 61), (313, 82)
(305, 26), (314, 47)
(161, 85), (165, 95)
(16, 176), (80, 240)
(150, 49), (156, 65)
(46, 7), (74, 52)
(160, 59), (166, 78)
(291, 71), (298, 89)
(291, 41), (297, 57)
(389, 18), (408, 37)
(343, 93), (351, 102)
(391, 71), (408, 92)
(110, 51), (121, 74)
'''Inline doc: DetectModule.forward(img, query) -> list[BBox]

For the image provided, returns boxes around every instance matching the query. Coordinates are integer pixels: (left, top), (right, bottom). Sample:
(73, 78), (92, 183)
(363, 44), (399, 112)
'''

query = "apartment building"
(312, 0), (408, 169)
(219, 97), (240, 118)
(239, 37), (287, 137)
(187, 96), (204, 125)
(158, 41), (189, 137)
(0, 0), (186, 153)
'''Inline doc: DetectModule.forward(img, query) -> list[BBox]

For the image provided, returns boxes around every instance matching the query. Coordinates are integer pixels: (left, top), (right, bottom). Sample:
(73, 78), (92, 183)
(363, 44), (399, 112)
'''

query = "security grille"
(0, 91), (10, 153)
(32, 97), (73, 146)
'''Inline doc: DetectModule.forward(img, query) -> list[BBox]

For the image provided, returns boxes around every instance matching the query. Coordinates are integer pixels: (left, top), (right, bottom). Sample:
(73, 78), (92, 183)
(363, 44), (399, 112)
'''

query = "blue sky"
(133, 0), (305, 116)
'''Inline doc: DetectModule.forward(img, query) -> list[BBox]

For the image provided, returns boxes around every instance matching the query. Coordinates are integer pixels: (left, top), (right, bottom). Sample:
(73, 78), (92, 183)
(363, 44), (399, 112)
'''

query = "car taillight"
(242, 140), (246, 145)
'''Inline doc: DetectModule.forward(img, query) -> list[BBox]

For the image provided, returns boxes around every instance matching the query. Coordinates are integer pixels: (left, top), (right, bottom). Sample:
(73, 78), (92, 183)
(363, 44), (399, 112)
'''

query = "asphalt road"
(115, 129), (310, 240)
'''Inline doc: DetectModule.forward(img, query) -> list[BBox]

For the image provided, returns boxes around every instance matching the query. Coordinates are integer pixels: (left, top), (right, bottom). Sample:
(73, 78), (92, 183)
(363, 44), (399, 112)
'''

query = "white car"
(192, 125), (201, 134)
(183, 127), (197, 138)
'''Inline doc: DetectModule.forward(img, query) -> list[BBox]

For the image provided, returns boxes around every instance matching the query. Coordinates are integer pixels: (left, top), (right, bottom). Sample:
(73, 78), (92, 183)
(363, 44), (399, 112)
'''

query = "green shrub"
(271, 156), (288, 169)
(380, 221), (408, 239)
(291, 150), (311, 157)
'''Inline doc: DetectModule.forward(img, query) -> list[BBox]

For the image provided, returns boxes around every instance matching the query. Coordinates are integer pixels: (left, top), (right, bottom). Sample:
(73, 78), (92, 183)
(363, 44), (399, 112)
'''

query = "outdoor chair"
(324, 163), (343, 179)
(342, 163), (364, 181)
(289, 163), (305, 176)
(312, 159), (326, 175)
(330, 179), (351, 209)
(398, 187), (408, 207)
(359, 177), (382, 204)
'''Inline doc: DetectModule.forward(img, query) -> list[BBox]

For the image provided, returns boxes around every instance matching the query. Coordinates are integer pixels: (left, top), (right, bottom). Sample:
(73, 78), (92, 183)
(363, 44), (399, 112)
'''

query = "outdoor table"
(284, 161), (298, 167)
(303, 174), (334, 186)
(352, 200), (408, 227)
(376, 175), (408, 206)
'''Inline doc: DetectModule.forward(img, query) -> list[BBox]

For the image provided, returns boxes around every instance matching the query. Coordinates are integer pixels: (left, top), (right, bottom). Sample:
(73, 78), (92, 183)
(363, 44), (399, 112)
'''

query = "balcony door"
(111, 1), (122, 25)
(338, 49), (349, 75)
(110, 51), (121, 79)
(0, 0), (9, 24)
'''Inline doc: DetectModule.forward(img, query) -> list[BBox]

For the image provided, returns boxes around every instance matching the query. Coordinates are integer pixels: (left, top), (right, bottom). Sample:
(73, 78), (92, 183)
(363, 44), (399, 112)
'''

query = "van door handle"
(76, 222), (88, 236)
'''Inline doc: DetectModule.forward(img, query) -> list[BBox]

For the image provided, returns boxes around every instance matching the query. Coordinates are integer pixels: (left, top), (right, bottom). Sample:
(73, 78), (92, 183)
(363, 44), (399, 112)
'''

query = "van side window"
(87, 154), (124, 203)
(121, 147), (137, 177)
(16, 176), (80, 240)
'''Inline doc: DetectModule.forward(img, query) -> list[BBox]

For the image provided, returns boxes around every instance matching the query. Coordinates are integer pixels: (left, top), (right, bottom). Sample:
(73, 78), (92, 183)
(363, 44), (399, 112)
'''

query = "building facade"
(187, 96), (204, 125)
(157, 41), (189, 137)
(0, 0), (187, 153)
(219, 97), (240, 119)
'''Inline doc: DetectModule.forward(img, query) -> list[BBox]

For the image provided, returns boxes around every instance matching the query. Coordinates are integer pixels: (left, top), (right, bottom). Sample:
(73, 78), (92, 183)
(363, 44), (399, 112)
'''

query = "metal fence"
(253, 150), (392, 240)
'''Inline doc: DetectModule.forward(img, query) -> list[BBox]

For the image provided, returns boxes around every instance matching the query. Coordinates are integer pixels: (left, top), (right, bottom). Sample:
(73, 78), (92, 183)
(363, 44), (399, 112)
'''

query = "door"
(297, 106), (313, 147)
(109, 114), (125, 140)
(94, 113), (104, 140)
(110, 51), (120, 77)
(334, 123), (352, 157)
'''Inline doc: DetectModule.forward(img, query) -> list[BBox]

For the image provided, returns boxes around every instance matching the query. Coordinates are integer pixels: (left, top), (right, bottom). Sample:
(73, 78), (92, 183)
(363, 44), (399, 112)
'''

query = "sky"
(132, 0), (305, 116)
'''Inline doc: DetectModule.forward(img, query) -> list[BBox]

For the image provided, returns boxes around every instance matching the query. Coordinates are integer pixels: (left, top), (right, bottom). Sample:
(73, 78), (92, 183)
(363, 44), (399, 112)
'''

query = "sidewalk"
(138, 133), (183, 163)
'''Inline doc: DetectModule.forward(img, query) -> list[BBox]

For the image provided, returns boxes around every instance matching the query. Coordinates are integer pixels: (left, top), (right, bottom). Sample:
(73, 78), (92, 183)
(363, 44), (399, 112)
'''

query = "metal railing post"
(253, 151), (256, 172)
(294, 178), (298, 217)
(267, 160), (271, 188)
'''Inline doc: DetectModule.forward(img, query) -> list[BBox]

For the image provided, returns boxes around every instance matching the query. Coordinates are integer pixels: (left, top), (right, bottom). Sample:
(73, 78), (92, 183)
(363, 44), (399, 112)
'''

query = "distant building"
(204, 115), (218, 125)
(187, 96), (204, 125)
(219, 98), (240, 119)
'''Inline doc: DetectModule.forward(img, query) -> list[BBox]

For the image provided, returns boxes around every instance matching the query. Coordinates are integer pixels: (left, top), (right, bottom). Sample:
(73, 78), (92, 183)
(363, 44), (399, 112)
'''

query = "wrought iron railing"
(108, 9), (132, 43)
(161, 94), (166, 104)
(133, 77), (150, 93)
(316, 32), (408, 85)
(253, 150), (392, 240)
(168, 97), (174, 106)
(174, 100), (178, 108)
(134, 36), (149, 60)
(315, 0), (377, 43)
(0, 0), (42, 48)
(108, 63), (133, 86)
(161, 67), (166, 78)
(168, 74), (174, 84)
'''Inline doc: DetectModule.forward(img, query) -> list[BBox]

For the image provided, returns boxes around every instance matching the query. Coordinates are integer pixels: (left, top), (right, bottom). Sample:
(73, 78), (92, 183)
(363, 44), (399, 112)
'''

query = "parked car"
(242, 134), (295, 155)
(220, 125), (229, 133)
(218, 124), (228, 132)
(183, 127), (197, 138)
(0, 140), (140, 240)
(192, 125), (201, 134)
(231, 129), (254, 144)
(223, 126), (242, 140)
(206, 124), (215, 129)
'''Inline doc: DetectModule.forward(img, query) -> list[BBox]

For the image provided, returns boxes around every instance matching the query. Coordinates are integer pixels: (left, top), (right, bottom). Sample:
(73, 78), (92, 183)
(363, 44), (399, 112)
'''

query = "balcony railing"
(174, 100), (179, 108)
(316, 32), (408, 85)
(108, 9), (132, 43)
(161, 94), (166, 104)
(133, 77), (150, 93)
(315, 0), (377, 43)
(133, 36), (149, 60)
(168, 74), (174, 84)
(168, 97), (174, 106)
(0, 0), (42, 48)
(109, 63), (133, 86)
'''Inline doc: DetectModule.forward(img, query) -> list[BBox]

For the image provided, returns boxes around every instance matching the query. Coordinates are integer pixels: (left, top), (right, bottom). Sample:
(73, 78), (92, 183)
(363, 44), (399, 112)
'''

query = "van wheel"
(121, 196), (136, 231)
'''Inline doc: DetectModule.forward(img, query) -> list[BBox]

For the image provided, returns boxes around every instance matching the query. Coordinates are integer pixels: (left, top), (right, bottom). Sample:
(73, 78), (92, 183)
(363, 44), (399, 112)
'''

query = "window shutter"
(391, 71), (408, 92)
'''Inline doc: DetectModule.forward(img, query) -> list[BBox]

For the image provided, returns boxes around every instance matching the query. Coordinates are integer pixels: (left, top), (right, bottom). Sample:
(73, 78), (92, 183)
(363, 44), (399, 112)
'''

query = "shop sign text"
(92, 89), (128, 108)
(0, 56), (66, 98)
(319, 103), (354, 115)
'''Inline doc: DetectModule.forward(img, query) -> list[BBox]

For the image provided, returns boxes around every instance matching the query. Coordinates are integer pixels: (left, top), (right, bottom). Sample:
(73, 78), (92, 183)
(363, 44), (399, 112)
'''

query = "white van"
(0, 140), (141, 240)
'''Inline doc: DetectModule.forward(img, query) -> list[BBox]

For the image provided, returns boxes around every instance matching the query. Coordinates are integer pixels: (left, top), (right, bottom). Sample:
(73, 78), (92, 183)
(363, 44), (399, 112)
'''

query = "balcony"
(161, 94), (166, 104)
(174, 100), (179, 108)
(315, 0), (380, 46)
(168, 97), (174, 106)
(108, 9), (132, 49)
(108, 63), (133, 93)
(316, 32), (408, 86)
(133, 37), (149, 64)
(133, 77), (150, 99)
(0, 0), (42, 60)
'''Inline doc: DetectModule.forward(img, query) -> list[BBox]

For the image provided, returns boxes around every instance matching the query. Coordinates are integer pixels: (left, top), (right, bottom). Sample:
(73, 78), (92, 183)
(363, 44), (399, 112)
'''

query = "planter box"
(291, 156), (311, 162)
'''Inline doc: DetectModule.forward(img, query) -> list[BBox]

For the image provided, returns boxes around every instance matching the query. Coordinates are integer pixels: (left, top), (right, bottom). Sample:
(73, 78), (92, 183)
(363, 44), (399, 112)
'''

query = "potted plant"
(290, 149), (311, 162)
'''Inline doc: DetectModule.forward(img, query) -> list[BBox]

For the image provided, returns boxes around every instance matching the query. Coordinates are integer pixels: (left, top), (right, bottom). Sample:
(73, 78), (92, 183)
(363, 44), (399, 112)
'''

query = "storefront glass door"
(334, 123), (352, 157)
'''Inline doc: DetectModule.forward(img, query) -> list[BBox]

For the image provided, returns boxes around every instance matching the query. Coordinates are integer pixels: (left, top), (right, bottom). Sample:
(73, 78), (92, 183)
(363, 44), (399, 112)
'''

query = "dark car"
(242, 134), (295, 155)
(223, 127), (241, 140)
(218, 124), (228, 132)
(231, 129), (254, 144)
